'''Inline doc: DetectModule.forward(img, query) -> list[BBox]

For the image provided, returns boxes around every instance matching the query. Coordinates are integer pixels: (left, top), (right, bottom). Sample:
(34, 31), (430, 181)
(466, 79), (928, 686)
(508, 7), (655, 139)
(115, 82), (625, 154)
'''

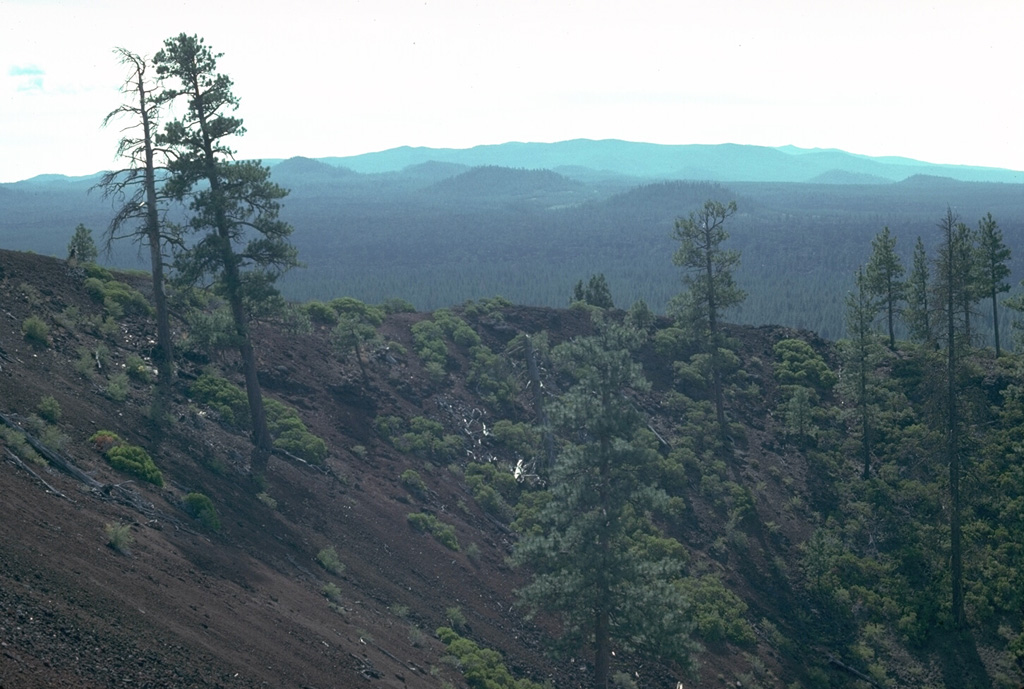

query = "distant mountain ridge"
(309, 139), (1024, 184)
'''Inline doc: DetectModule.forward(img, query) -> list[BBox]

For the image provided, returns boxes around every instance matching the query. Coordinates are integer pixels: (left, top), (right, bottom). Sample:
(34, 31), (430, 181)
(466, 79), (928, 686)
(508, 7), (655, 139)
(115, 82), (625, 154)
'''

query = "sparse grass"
(408, 625), (428, 647)
(104, 522), (133, 554)
(317, 546), (344, 575)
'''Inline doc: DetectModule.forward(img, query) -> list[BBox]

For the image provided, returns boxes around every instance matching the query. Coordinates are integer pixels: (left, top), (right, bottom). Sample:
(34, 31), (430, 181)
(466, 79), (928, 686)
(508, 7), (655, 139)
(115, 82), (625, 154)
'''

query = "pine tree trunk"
(525, 336), (556, 472)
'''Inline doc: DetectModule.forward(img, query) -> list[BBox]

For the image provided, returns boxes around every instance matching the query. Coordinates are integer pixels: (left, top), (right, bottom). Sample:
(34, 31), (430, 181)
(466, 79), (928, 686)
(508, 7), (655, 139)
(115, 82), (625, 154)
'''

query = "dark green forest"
(4, 157), (1023, 345)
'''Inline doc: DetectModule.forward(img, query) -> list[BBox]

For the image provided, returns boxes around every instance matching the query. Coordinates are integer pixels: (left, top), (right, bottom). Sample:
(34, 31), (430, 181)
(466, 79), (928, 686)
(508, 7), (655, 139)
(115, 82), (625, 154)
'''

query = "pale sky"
(1, 0), (1022, 183)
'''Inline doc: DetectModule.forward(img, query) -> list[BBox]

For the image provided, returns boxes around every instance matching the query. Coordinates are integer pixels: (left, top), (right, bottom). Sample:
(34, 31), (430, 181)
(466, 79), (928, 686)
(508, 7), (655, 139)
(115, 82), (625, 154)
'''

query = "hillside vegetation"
(1, 248), (1022, 688)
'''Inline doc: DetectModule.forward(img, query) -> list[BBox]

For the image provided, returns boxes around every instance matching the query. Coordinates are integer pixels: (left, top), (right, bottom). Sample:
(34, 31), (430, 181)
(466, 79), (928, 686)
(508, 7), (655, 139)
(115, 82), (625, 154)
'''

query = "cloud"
(8, 64), (45, 92)
(9, 64), (44, 77)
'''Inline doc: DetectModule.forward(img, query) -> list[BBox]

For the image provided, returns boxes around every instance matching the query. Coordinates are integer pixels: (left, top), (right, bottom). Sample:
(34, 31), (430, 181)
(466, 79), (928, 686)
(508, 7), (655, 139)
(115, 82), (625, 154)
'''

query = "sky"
(1, 0), (1022, 183)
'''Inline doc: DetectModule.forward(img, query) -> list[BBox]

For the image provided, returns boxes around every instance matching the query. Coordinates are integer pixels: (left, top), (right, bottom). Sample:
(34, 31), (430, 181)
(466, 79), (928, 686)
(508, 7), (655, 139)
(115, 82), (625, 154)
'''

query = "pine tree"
(154, 34), (299, 475)
(97, 47), (177, 394)
(904, 236), (933, 345)
(671, 199), (744, 437)
(864, 226), (905, 348)
(842, 267), (883, 478)
(976, 212), (1011, 356)
(935, 206), (967, 630)
(67, 223), (98, 265)
(512, 321), (695, 689)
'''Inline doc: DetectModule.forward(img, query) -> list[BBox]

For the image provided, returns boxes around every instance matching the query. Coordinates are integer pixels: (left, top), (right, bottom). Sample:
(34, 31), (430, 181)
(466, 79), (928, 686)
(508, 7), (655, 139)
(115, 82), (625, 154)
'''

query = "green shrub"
(400, 469), (428, 499)
(435, 627), (546, 689)
(105, 444), (163, 486)
(489, 420), (540, 457)
(465, 462), (516, 520)
(407, 512), (460, 551)
(395, 416), (463, 462)
(305, 300), (339, 325)
(84, 275), (152, 317)
(379, 298), (416, 314)
(317, 546), (345, 574)
(674, 574), (756, 645)
(124, 354), (153, 383)
(21, 316), (49, 347)
(105, 372), (130, 403)
(774, 338), (837, 390)
(191, 375), (327, 463)
(88, 430), (122, 452)
(322, 582), (343, 603)
(104, 522), (133, 553)
(445, 606), (467, 631)
(191, 374), (249, 427)
(37, 395), (61, 423)
(183, 492), (220, 531)
(329, 297), (385, 326)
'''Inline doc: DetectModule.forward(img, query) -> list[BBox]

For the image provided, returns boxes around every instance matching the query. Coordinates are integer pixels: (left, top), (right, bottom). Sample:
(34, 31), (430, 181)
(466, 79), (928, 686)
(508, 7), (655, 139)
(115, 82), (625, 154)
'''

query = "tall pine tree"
(671, 199), (744, 437)
(155, 34), (299, 475)
(865, 226), (905, 348)
(976, 212), (1011, 356)
(512, 320), (695, 689)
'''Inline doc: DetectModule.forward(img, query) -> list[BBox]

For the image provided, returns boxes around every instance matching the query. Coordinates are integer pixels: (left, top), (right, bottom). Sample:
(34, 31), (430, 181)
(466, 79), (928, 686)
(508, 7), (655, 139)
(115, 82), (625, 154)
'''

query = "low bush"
(106, 444), (163, 486)
(407, 512), (460, 551)
(400, 469), (428, 499)
(104, 522), (133, 554)
(88, 432), (163, 486)
(21, 316), (49, 347)
(435, 627), (546, 689)
(182, 492), (220, 531)
(190, 375), (328, 464)
(317, 546), (344, 574)
(37, 395), (61, 423)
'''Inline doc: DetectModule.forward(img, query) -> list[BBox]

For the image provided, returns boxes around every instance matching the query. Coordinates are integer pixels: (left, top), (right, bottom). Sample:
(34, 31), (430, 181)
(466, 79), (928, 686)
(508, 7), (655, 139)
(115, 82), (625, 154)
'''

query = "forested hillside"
(2, 244), (1023, 688)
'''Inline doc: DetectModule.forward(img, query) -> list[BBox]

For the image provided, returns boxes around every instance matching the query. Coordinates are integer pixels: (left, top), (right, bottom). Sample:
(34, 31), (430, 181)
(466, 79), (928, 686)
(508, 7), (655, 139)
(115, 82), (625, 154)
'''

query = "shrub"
(183, 492), (220, 531)
(21, 316), (49, 347)
(395, 416), (464, 463)
(328, 296), (385, 326)
(37, 395), (61, 423)
(407, 512), (460, 551)
(317, 546), (344, 574)
(305, 300), (339, 326)
(191, 376), (328, 464)
(400, 469), (428, 499)
(256, 492), (278, 509)
(106, 444), (163, 486)
(104, 522), (133, 553)
(322, 582), (343, 603)
(105, 372), (130, 403)
(445, 606), (467, 631)
(774, 338), (837, 390)
(379, 298), (416, 314)
(89, 430), (122, 453)
(435, 627), (546, 689)
(465, 462), (516, 520)
(124, 354), (153, 383)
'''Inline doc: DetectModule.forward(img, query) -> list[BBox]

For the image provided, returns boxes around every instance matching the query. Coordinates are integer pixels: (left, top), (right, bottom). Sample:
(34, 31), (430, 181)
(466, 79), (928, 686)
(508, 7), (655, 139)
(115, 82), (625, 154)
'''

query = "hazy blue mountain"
(316, 139), (1024, 184)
